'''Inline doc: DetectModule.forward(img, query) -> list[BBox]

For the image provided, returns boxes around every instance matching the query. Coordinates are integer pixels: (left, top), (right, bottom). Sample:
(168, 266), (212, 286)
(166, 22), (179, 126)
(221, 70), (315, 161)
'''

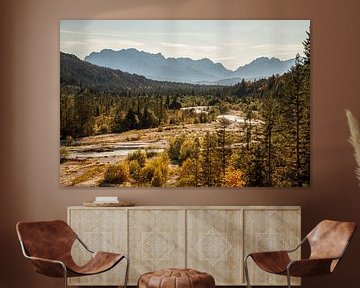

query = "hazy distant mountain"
(83, 48), (295, 85)
(195, 58), (296, 86)
(84, 48), (233, 83)
(60, 52), (212, 93)
(234, 57), (296, 79)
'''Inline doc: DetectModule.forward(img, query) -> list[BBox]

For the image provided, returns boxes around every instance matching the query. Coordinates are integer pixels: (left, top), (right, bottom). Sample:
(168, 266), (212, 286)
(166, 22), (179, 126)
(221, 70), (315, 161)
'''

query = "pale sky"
(60, 20), (310, 70)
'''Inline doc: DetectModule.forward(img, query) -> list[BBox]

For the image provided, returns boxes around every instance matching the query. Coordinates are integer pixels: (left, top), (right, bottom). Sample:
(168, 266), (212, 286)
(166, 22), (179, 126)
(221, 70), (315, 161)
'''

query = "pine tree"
(242, 102), (257, 151)
(178, 158), (197, 186)
(140, 107), (158, 129)
(216, 117), (232, 178)
(121, 108), (139, 131)
(260, 95), (280, 186)
(74, 93), (96, 137)
(303, 31), (310, 66)
(300, 30), (311, 186)
(200, 132), (219, 186)
(279, 43), (310, 187)
(60, 94), (76, 138)
(192, 137), (201, 186)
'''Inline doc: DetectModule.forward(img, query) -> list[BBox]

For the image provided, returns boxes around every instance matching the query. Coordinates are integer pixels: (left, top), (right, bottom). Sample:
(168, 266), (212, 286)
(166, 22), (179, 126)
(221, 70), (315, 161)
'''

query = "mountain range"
(84, 48), (295, 85)
(60, 52), (207, 94)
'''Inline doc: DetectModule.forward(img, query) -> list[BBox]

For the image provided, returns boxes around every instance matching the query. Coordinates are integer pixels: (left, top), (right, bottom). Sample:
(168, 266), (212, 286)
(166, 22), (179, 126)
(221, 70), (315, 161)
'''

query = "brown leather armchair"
(16, 220), (129, 288)
(244, 220), (356, 288)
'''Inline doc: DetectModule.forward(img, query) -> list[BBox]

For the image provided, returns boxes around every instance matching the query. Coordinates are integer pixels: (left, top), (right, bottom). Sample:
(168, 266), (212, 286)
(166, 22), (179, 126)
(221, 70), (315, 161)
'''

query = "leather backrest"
(307, 220), (356, 260)
(16, 220), (77, 261)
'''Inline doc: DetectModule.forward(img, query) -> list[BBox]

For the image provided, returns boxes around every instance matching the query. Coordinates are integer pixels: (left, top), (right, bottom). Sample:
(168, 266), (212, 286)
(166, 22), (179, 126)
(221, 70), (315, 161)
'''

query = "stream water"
(66, 141), (166, 160)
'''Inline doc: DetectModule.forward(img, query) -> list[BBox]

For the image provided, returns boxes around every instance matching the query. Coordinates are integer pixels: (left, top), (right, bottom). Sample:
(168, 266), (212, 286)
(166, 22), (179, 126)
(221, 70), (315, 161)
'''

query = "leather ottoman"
(138, 268), (215, 288)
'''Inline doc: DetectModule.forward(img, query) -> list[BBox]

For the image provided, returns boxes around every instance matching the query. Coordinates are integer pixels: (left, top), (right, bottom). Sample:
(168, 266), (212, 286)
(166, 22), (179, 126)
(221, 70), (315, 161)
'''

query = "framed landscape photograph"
(60, 20), (310, 188)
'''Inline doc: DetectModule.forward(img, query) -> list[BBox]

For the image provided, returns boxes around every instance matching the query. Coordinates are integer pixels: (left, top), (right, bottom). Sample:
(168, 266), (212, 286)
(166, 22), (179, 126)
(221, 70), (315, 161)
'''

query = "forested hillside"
(61, 52), (224, 94)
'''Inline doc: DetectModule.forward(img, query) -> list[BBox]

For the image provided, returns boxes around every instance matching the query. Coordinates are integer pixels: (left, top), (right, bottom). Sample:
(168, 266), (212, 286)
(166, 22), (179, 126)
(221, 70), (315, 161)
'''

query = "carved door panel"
(128, 209), (186, 284)
(186, 209), (243, 285)
(243, 209), (301, 286)
(68, 208), (128, 286)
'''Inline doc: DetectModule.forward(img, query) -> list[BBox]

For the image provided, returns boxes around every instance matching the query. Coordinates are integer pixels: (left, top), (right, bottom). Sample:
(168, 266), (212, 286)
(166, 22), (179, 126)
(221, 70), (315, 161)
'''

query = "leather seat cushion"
(138, 268), (215, 288)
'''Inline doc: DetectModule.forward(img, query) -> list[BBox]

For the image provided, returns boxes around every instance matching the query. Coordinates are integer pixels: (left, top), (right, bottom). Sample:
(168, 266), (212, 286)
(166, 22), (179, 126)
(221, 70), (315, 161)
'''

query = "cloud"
(61, 20), (308, 68)
(160, 42), (189, 49)
(61, 30), (124, 38)
(196, 45), (220, 51)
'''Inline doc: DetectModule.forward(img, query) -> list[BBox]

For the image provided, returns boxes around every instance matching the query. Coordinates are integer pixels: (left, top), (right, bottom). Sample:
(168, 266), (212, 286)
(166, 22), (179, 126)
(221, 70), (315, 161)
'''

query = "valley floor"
(60, 122), (219, 187)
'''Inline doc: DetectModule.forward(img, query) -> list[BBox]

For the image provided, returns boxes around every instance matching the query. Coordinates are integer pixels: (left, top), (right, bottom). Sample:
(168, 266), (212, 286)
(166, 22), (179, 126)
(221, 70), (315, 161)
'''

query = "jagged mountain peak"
(84, 48), (295, 84)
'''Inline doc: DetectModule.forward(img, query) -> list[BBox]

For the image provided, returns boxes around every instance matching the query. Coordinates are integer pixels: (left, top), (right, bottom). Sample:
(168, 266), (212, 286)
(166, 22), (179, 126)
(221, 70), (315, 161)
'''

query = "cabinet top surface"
(68, 205), (301, 210)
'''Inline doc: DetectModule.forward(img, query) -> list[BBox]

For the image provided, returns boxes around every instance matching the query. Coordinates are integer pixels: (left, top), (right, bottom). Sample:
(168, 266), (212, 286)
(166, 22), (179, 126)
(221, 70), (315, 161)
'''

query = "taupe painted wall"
(1, 0), (360, 287)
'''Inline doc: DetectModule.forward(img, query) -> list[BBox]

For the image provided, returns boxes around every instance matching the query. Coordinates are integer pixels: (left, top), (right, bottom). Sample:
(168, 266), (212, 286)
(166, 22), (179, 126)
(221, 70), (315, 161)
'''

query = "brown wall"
(1, 0), (360, 287)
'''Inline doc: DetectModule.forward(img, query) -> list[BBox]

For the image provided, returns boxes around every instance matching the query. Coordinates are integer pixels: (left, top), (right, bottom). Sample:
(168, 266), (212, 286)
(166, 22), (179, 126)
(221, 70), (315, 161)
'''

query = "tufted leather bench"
(138, 268), (215, 288)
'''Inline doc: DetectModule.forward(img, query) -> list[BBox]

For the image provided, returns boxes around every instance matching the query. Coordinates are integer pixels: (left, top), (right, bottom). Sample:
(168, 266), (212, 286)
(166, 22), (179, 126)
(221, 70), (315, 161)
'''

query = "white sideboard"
(67, 206), (301, 286)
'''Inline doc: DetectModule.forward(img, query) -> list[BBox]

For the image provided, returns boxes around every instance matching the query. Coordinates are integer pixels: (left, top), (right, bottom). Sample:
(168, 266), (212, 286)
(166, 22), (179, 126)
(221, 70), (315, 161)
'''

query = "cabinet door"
(68, 208), (127, 286)
(187, 209), (243, 285)
(128, 209), (186, 284)
(243, 209), (301, 286)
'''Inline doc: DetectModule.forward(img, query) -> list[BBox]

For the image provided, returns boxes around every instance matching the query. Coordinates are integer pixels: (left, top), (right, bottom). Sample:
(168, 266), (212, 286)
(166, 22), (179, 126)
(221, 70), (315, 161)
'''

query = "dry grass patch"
(71, 164), (106, 186)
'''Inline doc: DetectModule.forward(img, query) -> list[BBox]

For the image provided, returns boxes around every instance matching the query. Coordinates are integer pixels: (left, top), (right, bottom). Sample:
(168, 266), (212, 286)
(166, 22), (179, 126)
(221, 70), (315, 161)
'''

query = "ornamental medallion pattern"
(194, 227), (232, 265)
(83, 227), (113, 252)
(252, 228), (287, 252)
(187, 209), (242, 285)
(128, 209), (186, 284)
(138, 228), (175, 265)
